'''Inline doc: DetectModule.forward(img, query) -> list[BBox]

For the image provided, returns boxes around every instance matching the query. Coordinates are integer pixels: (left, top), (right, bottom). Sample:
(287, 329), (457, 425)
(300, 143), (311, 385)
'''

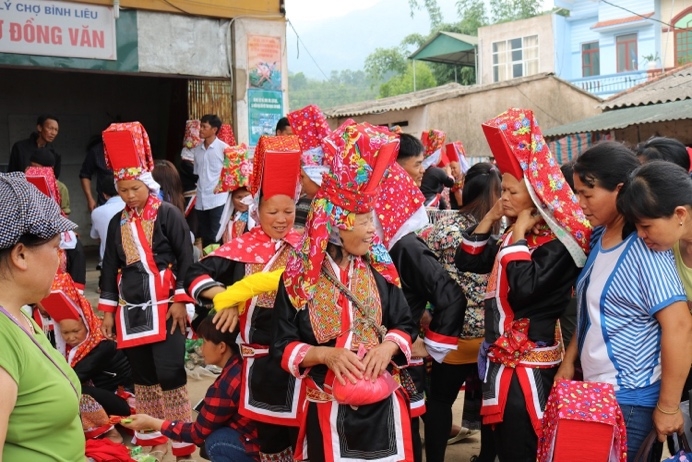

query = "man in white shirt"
(193, 114), (230, 248)
(90, 173), (125, 264)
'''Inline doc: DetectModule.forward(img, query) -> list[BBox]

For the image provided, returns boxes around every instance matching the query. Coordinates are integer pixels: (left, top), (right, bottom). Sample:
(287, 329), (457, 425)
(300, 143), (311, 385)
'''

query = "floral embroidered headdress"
(482, 108), (591, 266)
(287, 104), (332, 186)
(283, 120), (402, 308)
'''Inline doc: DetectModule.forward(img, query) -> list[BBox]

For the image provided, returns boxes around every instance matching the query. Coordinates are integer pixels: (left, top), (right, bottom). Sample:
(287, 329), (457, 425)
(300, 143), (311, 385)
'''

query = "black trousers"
(124, 318), (187, 391)
(82, 385), (131, 416)
(255, 422), (298, 455)
(493, 368), (557, 462)
(196, 204), (224, 248)
(425, 361), (476, 462)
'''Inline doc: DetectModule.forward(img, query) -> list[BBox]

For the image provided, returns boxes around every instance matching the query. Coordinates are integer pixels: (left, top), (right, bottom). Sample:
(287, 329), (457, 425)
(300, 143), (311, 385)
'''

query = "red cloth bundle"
(214, 144), (251, 193)
(218, 123), (236, 146)
(538, 379), (627, 462)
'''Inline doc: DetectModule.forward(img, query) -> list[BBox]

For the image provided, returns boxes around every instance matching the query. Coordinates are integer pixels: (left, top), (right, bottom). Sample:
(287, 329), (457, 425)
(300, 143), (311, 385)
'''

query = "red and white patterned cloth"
(538, 379), (627, 462)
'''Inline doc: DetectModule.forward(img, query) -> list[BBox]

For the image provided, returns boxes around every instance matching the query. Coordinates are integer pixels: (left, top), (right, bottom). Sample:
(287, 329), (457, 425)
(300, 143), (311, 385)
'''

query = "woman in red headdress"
(455, 109), (592, 461)
(185, 135), (304, 462)
(97, 122), (196, 460)
(273, 121), (417, 462)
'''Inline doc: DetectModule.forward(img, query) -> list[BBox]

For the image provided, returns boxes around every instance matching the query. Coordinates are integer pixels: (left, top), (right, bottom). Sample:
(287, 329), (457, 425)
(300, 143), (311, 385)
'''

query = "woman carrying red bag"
(272, 121), (417, 462)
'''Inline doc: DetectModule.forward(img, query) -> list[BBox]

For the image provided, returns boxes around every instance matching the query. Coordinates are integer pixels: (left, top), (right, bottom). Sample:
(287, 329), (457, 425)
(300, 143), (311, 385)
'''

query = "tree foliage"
(288, 70), (378, 110)
(379, 61), (437, 98)
(408, 0), (443, 29)
(489, 0), (542, 23)
(364, 47), (409, 83)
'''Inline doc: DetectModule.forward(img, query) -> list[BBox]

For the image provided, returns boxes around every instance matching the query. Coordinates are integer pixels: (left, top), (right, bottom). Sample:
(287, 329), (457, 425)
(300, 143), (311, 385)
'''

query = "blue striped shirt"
(577, 230), (686, 406)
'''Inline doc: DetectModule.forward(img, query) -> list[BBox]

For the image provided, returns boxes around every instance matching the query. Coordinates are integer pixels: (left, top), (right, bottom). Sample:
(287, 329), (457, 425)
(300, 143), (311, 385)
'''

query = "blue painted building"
(478, 0), (672, 97)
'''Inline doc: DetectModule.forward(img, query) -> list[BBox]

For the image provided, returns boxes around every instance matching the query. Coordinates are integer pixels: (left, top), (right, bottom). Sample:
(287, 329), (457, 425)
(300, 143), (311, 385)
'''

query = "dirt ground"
(83, 250), (480, 461)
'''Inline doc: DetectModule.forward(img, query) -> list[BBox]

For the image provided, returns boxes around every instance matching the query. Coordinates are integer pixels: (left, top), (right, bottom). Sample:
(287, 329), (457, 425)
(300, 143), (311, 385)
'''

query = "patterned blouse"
(418, 210), (488, 338)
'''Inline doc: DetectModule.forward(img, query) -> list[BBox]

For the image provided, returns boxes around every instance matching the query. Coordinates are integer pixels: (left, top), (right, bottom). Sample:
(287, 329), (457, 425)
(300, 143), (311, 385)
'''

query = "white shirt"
(193, 137), (229, 210)
(90, 196), (125, 261)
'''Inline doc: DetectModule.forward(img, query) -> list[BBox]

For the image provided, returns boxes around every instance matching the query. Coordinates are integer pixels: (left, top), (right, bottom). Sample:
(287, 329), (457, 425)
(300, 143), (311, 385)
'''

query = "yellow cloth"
(213, 268), (284, 314)
(443, 337), (483, 365)
(673, 241), (692, 303)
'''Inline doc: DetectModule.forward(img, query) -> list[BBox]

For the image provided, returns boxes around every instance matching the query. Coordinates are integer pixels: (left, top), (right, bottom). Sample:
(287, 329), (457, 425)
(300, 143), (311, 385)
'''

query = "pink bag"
(331, 345), (400, 406)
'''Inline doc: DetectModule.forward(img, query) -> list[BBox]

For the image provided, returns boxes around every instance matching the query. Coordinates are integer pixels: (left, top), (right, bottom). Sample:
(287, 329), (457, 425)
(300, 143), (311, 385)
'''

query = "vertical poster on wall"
(248, 89), (283, 147)
(247, 35), (282, 90)
(247, 35), (283, 148)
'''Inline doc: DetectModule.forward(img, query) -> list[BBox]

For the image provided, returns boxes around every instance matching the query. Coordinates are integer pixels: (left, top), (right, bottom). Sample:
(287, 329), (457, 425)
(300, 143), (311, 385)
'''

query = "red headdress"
(250, 135), (302, 200)
(287, 104), (331, 155)
(102, 122), (155, 184)
(41, 271), (106, 367)
(481, 108), (591, 265)
(375, 162), (428, 249)
(421, 129), (446, 169)
(283, 120), (401, 308)
(25, 166), (62, 210)
(208, 136), (302, 263)
(287, 105), (332, 186)
(445, 141), (471, 174)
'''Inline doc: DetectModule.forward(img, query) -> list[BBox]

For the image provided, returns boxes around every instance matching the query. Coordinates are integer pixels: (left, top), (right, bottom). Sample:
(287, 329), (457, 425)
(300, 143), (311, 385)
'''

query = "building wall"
(553, 14), (572, 78)
(615, 119), (692, 145)
(564, 0), (659, 79)
(661, 1), (692, 69)
(328, 107), (428, 138)
(598, 0), (655, 22)
(327, 77), (601, 160)
(137, 11), (231, 77)
(567, 14), (599, 79)
(424, 77), (602, 157)
(0, 68), (184, 245)
(478, 14), (556, 85)
(71, 0), (282, 19)
(231, 17), (289, 148)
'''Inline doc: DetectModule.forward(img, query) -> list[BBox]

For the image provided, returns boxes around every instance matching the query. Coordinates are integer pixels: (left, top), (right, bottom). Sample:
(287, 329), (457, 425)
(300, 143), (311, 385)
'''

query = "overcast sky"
(284, 0), (555, 79)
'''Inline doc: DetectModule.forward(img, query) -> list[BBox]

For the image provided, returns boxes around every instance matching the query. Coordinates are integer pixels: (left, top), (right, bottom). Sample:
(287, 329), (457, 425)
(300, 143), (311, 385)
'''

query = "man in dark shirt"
(79, 140), (112, 211)
(8, 114), (62, 178)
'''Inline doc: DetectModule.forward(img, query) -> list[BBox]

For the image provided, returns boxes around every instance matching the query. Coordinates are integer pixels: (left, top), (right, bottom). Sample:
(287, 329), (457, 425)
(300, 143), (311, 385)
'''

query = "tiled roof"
(601, 63), (692, 109)
(592, 12), (654, 29)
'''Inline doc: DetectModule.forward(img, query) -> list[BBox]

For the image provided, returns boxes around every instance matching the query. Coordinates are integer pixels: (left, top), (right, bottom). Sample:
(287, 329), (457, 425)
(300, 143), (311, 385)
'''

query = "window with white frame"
(492, 35), (539, 82)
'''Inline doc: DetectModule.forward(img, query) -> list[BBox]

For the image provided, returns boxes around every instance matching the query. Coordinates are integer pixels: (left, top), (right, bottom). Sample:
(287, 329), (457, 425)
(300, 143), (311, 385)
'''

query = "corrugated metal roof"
(324, 73), (599, 118)
(323, 82), (465, 118)
(543, 98), (692, 137)
(601, 64), (692, 109)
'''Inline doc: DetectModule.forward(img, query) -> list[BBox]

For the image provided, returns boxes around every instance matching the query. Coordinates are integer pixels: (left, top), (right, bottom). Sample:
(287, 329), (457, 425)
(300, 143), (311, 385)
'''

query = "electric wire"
(287, 18), (330, 81)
